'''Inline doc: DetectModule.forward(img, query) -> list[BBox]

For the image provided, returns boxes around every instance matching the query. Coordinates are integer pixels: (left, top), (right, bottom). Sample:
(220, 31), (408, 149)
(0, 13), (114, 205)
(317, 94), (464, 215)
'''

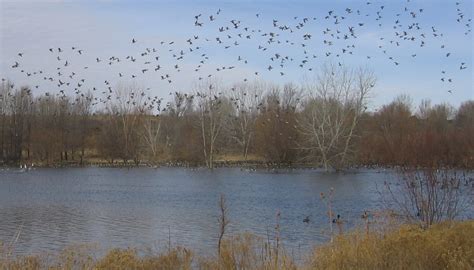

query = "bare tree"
(0, 81), (12, 162)
(105, 83), (145, 164)
(162, 92), (198, 162)
(417, 99), (432, 120)
(376, 95), (415, 165)
(73, 91), (93, 165)
(195, 80), (231, 169)
(298, 63), (375, 171)
(57, 97), (72, 162)
(8, 87), (33, 164)
(31, 95), (58, 164)
(255, 83), (302, 164)
(167, 92), (194, 118)
(141, 113), (162, 163)
(227, 81), (264, 160)
(455, 101), (474, 167)
(2, 78), (473, 169)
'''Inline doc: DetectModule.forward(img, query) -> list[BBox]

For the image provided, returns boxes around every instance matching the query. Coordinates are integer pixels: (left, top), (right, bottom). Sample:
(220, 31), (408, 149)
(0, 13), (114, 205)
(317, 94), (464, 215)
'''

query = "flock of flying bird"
(3, 0), (472, 114)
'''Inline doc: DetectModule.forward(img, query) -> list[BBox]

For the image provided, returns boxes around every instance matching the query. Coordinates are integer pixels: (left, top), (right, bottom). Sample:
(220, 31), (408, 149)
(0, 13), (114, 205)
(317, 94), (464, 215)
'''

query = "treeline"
(1, 65), (473, 169)
(357, 96), (474, 168)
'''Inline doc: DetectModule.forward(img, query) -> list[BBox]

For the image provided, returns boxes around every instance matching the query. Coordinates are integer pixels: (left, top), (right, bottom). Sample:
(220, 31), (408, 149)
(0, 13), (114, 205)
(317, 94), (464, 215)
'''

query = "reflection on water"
(0, 167), (398, 255)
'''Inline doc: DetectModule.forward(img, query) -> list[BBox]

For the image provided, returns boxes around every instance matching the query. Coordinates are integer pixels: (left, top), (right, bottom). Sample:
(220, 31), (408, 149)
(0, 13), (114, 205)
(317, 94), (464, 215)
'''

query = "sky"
(0, 0), (473, 110)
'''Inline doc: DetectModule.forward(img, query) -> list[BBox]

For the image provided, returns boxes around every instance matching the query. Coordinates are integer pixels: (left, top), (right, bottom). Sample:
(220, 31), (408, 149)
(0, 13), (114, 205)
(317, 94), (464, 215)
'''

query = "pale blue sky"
(1, 0), (473, 109)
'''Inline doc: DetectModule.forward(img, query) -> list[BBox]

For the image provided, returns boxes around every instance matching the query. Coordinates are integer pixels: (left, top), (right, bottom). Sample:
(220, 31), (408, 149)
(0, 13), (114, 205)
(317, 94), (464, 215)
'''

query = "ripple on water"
(0, 167), (471, 256)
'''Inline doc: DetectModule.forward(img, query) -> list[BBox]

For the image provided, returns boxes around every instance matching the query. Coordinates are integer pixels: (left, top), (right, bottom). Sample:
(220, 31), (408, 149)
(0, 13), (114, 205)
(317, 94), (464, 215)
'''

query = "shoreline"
(1, 160), (472, 171)
(0, 160), (402, 171)
(1, 221), (472, 269)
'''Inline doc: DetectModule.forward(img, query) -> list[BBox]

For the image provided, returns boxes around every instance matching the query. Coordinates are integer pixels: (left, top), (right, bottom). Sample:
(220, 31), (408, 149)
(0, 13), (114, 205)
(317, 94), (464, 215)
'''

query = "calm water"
(0, 167), (414, 256)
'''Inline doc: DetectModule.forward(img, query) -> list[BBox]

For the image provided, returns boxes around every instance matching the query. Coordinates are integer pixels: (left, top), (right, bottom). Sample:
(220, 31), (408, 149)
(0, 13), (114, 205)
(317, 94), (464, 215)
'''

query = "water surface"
(0, 167), (405, 256)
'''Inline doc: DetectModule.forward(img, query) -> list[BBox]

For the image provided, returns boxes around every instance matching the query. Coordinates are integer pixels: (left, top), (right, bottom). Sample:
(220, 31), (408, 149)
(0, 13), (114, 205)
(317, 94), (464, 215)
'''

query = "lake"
(0, 167), (431, 256)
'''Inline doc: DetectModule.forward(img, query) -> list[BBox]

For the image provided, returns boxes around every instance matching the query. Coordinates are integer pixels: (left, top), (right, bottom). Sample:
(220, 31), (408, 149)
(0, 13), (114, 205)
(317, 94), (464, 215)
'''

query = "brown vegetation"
(384, 167), (469, 229)
(309, 221), (474, 270)
(1, 71), (473, 169)
(1, 221), (472, 270)
(357, 96), (474, 168)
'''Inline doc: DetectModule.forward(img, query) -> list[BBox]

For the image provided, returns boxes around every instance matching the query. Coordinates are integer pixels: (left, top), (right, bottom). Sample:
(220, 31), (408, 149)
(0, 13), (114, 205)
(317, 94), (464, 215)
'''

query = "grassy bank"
(309, 221), (474, 270)
(1, 221), (472, 270)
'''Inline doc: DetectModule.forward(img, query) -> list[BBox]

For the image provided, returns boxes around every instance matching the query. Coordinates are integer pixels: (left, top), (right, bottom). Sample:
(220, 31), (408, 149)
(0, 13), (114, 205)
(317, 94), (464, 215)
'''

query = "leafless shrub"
(384, 167), (471, 228)
(217, 193), (229, 256)
(320, 187), (336, 242)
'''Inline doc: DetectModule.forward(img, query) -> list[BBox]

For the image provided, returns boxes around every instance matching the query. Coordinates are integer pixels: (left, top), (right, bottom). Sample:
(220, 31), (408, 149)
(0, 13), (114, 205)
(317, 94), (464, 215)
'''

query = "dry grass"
(308, 220), (474, 270)
(0, 245), (192, 270)
(215, 153), (266, 162)
(199, 233), (297, 270)
(1, 221), (472, 270)
(94, 247), (192, 270)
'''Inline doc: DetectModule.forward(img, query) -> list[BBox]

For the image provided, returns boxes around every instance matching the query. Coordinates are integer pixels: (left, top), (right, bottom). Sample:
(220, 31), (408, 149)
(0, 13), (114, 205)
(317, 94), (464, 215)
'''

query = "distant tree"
(1, 77), (472, 168)
(226, 81), (263, 160)
(454, 101), (474, 167)
(141, 111), (162, 163)
(456, 100), (474, 126)
(375, 95), (415, 165)
(255, 84), (301, 164)
(298, 63), (375, 171)
(162, 92), (201, 163)
(0, 81), (12, 162)
(8, 87), (33, 163)
(73, 91), (93, 165)
(195, 80), (231, 169)
(57, 97), (72, 162)
(103, 83), (145, 164)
